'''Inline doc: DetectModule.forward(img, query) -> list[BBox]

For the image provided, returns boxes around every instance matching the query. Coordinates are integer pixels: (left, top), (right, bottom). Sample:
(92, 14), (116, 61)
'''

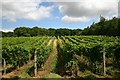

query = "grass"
(42, 73), (62, 78)
(18, 71), (31, 78)
(51, 49), (58, 73)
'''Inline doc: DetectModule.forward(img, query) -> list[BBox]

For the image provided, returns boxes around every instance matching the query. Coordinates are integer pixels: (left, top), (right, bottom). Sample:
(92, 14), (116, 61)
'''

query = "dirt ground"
(47, 39), (52, 46)
(2, 60), (34, 78)
(37, 39), (57, 77)
(60, 39), (64, 44)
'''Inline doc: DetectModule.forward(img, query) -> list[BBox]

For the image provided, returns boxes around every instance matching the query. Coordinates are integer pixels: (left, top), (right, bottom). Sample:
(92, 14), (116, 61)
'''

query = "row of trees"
(2, 27), (82, 37)
(81, 17), (120, 36)
(1, 17), (120, 37)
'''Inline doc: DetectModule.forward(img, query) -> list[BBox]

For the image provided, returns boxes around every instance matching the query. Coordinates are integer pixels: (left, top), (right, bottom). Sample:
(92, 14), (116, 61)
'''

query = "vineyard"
(1, 36), (120, 79)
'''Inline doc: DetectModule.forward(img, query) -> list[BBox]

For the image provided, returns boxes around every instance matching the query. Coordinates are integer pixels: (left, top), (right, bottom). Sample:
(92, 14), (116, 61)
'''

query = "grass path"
(47, 38), (52, 46)
(36, 39), (58, 77)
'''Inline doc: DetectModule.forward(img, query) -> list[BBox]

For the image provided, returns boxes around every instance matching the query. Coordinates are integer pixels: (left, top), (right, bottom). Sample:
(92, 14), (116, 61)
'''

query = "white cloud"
(62, 16), (89, 23)
(2, 29), (13, 32)
(1, 0), (53, 22)
(1, 0), (118, 23)
(55, 0), (118, 23)
(0, 27), (13, 32)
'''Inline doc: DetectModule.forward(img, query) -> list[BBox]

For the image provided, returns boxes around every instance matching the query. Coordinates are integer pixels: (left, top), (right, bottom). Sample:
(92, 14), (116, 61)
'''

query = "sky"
(1, 0), (119, 32)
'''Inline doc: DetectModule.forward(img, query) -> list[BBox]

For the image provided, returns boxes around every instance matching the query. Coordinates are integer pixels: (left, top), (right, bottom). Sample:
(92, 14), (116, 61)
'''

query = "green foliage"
(51, 49), (58, 73)
(2, 27), (82, 37)
(2, 36), (53, 73)
(2, 46), (29, 68)
(82, 17), (120, 36)
(58, 36), (120, 76)
(2, 36), (120, 78)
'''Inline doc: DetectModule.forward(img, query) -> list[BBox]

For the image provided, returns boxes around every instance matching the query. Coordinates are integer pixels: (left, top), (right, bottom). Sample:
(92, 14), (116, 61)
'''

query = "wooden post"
(29, 53), (31, 61)
(34, 49), (37, 77)
(3, 58), (6, 75)
(103, 48), (106, 76)
(17, 61), (20, 70)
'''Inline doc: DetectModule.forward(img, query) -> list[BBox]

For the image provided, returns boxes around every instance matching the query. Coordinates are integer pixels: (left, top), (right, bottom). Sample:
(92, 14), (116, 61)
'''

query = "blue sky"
(1, 0), (118, 32)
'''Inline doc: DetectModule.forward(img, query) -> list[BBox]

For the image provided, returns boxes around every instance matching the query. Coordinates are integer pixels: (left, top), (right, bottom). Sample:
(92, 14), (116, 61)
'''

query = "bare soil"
(60, 39), (64, 44)
(47, 39), (52, 46)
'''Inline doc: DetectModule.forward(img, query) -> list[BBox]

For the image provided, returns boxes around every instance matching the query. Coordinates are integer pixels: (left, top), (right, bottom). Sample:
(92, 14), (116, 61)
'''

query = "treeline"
(1, 17), (120, 37)
(81, 17), (120, 36)
(2, 28), (82, 37)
